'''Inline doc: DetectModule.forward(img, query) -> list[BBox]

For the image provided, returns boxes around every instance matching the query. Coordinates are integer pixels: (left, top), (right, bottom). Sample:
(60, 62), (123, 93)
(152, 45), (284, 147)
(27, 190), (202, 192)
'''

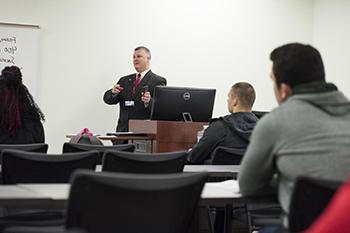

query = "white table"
(0, 180), (241, 208)
(0, 185), (52, 208)
(184, 165), (239, 179)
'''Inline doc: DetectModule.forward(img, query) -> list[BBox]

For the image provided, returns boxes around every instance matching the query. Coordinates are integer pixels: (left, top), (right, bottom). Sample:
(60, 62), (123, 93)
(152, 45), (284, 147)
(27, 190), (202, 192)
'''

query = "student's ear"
(280, 83), (293, 102)
(232, 96), (239, 106)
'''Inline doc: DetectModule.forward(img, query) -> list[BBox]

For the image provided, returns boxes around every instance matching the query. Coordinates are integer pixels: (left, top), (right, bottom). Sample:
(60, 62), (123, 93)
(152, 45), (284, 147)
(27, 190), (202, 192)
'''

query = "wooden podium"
(129, 120), (208, 153)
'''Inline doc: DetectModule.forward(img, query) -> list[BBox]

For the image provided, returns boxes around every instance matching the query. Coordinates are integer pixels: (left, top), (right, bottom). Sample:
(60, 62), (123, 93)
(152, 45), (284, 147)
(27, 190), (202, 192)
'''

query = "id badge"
(125, 101), (135, 107)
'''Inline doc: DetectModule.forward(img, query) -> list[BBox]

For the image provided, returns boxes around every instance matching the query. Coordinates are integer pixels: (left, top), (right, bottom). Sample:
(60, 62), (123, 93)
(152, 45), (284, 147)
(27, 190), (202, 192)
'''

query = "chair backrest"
(0, 143), (48, 164)
(1, 149), (98, 184)
(102, 150), (187, 173)
(211, 146), (246, 165)
(62, 142), (135, 164)
(288, 176), (342, 232)
(66, 170), (207, 233)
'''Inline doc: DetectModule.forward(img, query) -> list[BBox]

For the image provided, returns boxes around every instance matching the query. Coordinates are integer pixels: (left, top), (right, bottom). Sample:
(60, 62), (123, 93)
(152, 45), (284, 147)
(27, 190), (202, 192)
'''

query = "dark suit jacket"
(103, 70), (166, 132)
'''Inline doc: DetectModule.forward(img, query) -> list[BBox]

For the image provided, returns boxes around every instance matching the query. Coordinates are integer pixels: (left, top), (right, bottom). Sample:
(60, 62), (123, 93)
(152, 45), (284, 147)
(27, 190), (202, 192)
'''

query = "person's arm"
(187, 121), (226, 164)
(103, 80), (123, 105)
(238, 116), (278, 196)
(144, 76), (167, 110)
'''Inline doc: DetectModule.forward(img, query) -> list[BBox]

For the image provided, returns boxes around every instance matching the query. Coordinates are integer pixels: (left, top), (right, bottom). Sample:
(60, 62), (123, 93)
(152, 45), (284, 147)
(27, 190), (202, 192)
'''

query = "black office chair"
(210, 146), (246, 165)
(209, 148), (274, 233)
(0, 143), (48, 163)
(4, 170), (207, 233)
(245, 201), (282, 233)
(62, 142), (135, 164)
(67, 170), (207, 233)
(206, 146), (246, 233)
(288, 176), (342, 232)
(101, 150), (187, 173)
(1, 149), (98, 184)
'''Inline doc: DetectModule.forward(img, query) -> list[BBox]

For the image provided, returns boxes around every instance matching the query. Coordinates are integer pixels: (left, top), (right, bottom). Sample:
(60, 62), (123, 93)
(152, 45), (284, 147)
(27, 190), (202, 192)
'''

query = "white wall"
(1, 0), (314, 152)
(313, 0), (350, 98)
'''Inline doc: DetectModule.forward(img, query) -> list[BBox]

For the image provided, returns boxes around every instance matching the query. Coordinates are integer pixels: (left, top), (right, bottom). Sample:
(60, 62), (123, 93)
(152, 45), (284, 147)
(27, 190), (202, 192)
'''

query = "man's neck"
(233, 106), (251, 113)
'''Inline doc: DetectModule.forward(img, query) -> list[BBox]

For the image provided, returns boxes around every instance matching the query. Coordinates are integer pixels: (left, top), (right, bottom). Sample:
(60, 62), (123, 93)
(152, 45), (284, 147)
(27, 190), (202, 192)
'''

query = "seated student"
(0, 66), (45, 144)
(304, 177), (350, 233)
(187, 82), (258, 164)
(238, 43), (350, 232)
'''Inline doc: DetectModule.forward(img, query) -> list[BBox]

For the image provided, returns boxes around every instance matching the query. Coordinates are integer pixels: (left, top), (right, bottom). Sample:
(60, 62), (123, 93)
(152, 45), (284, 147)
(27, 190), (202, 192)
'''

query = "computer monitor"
(150, 86), (216, 122)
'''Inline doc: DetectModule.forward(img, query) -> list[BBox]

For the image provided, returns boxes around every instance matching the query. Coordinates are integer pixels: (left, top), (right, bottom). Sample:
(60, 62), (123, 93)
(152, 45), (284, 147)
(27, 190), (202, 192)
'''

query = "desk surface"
(0, 185), (52, 207)
(0, 180), (241, 208)
(184, 165), (239, 178)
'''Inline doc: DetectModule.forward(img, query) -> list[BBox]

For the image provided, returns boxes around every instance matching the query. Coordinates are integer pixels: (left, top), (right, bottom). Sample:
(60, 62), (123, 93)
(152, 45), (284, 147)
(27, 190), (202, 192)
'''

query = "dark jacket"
(103, 70), (166, 132)
(0, 115), (45, 144)
(187, 112), (259, 164)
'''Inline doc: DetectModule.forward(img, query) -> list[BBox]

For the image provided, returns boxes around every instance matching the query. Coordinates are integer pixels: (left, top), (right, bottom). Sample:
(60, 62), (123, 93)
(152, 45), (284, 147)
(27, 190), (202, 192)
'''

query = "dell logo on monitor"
(183, 92), (191, 101)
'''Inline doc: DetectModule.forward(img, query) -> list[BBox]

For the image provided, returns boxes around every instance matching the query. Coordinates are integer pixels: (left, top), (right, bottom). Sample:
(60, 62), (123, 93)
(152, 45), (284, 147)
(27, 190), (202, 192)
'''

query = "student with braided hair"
(0, 66), (45, 144)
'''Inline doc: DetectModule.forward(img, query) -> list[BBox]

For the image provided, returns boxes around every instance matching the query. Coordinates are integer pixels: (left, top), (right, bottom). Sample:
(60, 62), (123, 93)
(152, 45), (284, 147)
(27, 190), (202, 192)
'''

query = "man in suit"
(103, 46), (166, 132)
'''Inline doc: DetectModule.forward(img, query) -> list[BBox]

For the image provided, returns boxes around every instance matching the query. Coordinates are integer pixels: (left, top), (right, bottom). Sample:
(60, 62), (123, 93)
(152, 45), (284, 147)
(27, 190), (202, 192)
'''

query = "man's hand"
(111, 84), (124, 94)
(141, 91), (151, 105)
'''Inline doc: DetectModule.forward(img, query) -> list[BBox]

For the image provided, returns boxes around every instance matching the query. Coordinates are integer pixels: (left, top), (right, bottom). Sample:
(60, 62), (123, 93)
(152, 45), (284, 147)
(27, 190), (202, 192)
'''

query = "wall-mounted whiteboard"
(0, 22), (40, 97)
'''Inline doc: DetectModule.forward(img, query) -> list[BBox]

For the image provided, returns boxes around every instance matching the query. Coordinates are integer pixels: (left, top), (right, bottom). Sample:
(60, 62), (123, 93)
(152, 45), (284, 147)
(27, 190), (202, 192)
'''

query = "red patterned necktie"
(132, 73), (141, 94)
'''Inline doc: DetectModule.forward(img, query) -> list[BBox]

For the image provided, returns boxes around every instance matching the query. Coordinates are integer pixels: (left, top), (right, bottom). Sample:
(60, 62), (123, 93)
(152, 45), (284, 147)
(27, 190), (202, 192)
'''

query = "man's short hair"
(231, 82), (256, 108)
(270, 43), (325, 88)
(135, 46), (151, 59)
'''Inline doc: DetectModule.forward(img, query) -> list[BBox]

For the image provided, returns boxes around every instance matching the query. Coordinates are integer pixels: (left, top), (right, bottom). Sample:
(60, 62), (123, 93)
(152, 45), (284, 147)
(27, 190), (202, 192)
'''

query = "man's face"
(133, 49), (150, 73)
(271, 66), (291, 104)
(271, 70), (282, 104)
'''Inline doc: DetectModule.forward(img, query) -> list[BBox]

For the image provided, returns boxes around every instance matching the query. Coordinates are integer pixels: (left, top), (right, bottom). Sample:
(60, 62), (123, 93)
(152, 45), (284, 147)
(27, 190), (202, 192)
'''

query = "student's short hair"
(134, 46), (151, 59)
(231, 82), (256, 108)
(270, 43), (325, 88)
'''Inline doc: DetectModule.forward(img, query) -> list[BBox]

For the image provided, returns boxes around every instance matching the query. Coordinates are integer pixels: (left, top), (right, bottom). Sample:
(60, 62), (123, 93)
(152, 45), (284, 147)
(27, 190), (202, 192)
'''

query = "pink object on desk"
(78, 128), (94, 136)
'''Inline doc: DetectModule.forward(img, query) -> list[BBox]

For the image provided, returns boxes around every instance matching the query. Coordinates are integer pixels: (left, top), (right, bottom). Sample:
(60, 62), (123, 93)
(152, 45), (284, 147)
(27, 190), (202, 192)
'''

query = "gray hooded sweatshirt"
(238, 83), (350, 227)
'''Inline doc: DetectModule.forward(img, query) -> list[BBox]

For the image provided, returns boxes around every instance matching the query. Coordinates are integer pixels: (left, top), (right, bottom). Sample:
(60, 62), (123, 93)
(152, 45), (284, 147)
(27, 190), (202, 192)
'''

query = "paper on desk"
(208, 179), (239, 191)
(201, 179), (241, 199)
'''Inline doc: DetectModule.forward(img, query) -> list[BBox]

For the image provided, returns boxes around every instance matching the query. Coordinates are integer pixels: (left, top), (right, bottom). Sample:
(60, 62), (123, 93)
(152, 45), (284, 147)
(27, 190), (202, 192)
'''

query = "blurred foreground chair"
(288, 176), (342, 232)
(62, 143), (135, 164)
(102, 150), (187, 173)
(4, 170), (208, 233)
(2, 150), (98, 184)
